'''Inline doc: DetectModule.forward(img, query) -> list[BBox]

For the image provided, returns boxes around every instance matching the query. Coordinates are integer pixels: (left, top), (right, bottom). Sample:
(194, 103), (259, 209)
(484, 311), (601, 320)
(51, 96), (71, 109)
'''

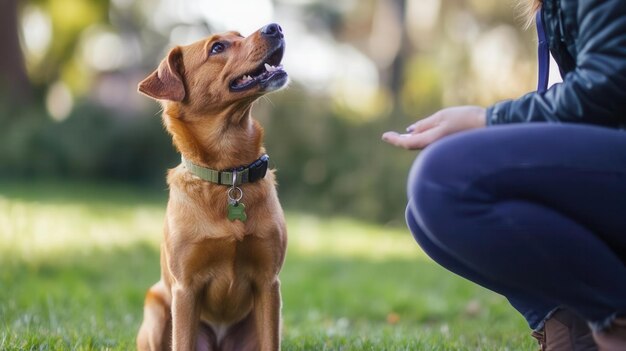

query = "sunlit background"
(2, 0), (552, 224)
(20, 0), (541, 120)
(1, 0), (548, 349)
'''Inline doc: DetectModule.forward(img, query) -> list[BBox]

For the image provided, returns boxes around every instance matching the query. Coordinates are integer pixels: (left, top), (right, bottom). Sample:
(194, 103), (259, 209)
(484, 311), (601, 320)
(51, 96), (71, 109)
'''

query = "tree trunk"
(389, 0), (409, 119)
(371, 0), (409, 120)
(0, 0), (32, 103)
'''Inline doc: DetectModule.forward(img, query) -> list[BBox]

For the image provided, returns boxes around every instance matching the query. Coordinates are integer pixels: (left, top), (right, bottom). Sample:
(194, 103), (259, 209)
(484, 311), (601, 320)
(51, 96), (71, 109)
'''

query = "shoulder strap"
(536, 10), (550, 93)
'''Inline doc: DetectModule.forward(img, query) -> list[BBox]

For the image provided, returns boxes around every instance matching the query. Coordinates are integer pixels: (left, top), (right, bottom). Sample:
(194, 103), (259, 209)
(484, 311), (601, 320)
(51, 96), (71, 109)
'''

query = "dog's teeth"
(264, 63), (281, 73)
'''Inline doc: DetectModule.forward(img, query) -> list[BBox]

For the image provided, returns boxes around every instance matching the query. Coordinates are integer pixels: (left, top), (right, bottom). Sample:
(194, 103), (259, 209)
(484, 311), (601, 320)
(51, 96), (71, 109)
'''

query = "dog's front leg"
(254, 278), (282, 351)
(171, 284), (201, 351)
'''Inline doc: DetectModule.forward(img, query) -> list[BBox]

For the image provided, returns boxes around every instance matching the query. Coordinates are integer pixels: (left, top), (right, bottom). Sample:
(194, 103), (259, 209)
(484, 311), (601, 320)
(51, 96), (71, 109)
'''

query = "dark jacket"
(486, 0), (626, 129)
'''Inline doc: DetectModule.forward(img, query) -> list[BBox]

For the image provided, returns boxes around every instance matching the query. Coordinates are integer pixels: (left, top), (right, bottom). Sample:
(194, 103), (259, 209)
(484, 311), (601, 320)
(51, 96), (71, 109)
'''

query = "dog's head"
(138, 23), (288, 115)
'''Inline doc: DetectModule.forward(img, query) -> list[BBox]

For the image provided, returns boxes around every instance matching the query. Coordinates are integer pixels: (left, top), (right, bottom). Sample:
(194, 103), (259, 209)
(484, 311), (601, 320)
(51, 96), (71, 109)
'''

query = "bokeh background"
(1, 0), (547, 349)
(0, 0), (545, 223)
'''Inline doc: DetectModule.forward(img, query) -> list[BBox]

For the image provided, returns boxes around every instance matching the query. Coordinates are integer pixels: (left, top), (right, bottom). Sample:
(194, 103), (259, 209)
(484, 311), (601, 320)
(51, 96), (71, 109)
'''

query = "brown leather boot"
(531, 309), (598, 351)
(592, 318), (626, 351)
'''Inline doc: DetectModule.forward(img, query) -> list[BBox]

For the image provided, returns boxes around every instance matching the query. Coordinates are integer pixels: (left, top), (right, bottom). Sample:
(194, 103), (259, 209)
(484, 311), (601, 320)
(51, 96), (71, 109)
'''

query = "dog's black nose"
(261, 23), (283, 39)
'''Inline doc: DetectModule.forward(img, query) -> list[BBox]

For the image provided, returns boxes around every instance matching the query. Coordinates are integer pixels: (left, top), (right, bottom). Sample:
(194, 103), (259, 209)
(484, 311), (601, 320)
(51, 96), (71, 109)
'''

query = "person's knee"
(406, 132), (492, 255)
(406, 137), (465, 225)
(405, 202), (427, 246)
(406, 202), (446, 259)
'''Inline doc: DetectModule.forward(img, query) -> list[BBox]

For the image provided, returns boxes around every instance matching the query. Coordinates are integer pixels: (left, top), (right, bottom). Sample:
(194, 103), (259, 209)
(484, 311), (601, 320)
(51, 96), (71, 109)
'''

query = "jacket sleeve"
(486, 0), (626, 127)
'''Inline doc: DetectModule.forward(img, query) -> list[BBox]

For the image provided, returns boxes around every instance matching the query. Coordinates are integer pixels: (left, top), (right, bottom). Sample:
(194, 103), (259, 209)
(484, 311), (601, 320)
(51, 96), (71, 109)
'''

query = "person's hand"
(382, 106), (486, 150)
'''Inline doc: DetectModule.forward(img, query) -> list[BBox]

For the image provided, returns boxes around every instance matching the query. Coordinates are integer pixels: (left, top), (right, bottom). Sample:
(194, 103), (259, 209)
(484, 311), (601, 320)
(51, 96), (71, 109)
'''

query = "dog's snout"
(261, 23), (283, 39)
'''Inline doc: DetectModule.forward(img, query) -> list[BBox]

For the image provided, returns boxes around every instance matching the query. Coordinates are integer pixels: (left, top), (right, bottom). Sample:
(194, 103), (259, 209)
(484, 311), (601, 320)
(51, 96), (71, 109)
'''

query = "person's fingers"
(415, 128), (443, 147)
(382, 132), (410, 148)
(406, 114), (440, 133)
(382, 131), (401, 140)
(381, 132), (423, 150)
(382, 128), (442, 150)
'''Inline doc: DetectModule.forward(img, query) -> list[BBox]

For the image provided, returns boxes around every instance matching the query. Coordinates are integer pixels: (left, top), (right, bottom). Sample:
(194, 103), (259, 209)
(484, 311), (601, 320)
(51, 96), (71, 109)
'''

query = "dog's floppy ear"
(138, 47), (185, 101)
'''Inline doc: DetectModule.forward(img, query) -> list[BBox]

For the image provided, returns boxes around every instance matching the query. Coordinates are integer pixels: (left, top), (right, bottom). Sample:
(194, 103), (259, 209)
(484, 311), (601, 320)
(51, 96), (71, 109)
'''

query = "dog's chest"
(190, 238), (269, 323)
(201, 270), (254, 324)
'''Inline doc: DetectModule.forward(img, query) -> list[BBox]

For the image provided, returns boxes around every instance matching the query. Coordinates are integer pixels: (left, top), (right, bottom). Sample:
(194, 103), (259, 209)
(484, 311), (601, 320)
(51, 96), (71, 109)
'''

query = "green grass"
(0, 181), (534, 350)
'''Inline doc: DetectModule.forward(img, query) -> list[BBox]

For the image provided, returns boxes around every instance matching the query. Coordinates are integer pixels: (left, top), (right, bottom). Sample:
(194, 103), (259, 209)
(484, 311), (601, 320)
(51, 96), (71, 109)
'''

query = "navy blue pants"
(405, 123), (626, 331)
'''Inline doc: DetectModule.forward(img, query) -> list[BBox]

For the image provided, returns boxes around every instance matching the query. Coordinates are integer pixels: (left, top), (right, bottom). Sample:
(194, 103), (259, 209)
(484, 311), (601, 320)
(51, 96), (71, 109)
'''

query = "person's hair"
(519, 0), (542, 29)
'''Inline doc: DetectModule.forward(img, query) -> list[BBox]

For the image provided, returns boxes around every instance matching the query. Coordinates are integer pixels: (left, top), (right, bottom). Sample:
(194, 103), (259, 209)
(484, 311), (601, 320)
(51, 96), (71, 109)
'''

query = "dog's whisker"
(261, 95), (275, 107)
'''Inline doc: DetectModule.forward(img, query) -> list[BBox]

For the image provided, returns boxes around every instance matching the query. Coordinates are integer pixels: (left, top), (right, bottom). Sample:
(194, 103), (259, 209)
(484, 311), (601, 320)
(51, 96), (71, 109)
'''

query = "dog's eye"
(210, 42), (225, 55)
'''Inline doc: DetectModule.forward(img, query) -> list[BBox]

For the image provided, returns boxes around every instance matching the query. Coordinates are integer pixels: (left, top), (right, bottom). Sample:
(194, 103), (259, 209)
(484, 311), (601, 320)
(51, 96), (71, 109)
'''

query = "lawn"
(0, 181), (533, 350)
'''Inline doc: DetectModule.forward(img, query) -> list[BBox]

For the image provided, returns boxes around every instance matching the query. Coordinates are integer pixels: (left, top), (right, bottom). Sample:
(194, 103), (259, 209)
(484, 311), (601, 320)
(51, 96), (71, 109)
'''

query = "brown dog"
(136, 23), (288, 351)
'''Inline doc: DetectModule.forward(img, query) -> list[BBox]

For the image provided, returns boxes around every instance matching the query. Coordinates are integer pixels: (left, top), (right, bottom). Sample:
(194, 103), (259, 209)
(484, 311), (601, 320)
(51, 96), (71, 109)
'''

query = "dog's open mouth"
(230, 44), (287, 92)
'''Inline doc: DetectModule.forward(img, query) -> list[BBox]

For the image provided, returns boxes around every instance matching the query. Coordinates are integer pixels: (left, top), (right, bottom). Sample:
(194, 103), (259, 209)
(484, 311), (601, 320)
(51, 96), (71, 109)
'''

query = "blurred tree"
(26, 0), (110, 91)
(0, 0), (32, 103)
(365, 0), (411, 117)
(1, 0), (537, 224)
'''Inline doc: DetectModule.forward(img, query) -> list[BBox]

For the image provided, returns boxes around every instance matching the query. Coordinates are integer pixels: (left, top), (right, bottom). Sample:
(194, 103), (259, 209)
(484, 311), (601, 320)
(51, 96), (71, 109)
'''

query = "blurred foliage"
(0, 98), (176, 187)
(0, 88), (417, 223)
(22, 0), (110, 89)
(262, 85), (419, 223)
(3, 0), (539, 224)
